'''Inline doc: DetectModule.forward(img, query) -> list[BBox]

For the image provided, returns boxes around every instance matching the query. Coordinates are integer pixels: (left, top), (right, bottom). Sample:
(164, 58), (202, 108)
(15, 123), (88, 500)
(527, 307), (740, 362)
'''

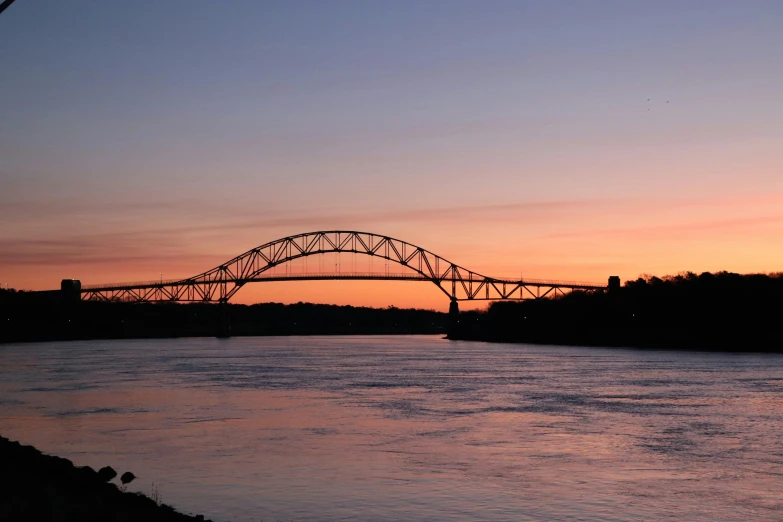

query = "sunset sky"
(1, 1), (782, 310)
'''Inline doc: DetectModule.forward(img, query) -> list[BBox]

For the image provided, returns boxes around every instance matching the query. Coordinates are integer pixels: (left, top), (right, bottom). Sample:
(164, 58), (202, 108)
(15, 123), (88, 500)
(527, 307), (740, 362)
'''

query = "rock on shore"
(0, 435), (213, 522)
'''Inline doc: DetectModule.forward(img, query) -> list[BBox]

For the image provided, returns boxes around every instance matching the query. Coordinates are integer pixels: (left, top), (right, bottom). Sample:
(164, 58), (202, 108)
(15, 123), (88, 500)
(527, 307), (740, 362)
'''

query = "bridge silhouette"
(77, 231), (608, 304)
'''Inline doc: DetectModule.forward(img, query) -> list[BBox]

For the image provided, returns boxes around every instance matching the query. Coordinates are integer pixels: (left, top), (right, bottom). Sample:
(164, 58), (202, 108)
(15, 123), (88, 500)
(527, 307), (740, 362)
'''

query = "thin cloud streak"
(0, 198), (606, 274)
(0, 230), (219, 267)
(0, 251), (220, 267)
(5, 196), (783, 283)
(2, 196), (612, 225)
(0, 197), (611, 258)
(7, 190), (780, 228)
(216, 199), (613, 231)
(541, 214), (783, 241)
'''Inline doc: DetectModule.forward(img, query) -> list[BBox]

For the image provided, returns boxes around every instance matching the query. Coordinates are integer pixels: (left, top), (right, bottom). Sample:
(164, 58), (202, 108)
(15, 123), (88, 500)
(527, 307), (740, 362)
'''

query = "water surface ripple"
(1, 336), (782, 521)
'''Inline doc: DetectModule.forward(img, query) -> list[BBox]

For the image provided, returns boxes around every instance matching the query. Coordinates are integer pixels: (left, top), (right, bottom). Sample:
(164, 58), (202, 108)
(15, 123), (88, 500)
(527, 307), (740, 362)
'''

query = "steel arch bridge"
(80, 231), (607, 303)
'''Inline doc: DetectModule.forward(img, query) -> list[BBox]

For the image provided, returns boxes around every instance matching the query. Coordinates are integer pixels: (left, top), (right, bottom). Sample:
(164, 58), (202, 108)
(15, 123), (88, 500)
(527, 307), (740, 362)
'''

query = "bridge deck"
(81, 271), (605, 292)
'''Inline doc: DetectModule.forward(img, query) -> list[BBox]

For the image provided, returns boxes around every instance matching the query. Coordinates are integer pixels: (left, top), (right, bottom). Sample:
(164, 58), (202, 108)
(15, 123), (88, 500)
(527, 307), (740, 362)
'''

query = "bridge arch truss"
(81, 231), (606, 303)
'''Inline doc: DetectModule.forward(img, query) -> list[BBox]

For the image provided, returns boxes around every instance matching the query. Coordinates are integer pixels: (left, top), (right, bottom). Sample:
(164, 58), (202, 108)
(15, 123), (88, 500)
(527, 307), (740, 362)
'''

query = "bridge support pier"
(60, 279), (82, 303)
(447, 299), (459, 339)
(217, 302), (231, 339)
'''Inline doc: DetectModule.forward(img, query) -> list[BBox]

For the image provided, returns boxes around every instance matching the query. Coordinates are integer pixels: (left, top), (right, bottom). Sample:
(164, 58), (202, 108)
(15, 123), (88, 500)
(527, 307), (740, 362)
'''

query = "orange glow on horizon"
(3, 2), (783, 313)
(4, 191), (783, 312)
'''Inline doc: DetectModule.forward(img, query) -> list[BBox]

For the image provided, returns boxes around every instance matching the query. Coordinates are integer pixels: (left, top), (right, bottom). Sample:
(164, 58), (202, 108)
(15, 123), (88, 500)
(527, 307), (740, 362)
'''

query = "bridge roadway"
(81, 271), (605, 302)
(74, 230), (609, 304)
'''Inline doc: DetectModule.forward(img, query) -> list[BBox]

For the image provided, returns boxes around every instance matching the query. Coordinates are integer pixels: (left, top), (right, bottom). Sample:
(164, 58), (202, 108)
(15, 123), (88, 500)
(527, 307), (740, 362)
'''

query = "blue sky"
(1, 1), (782, 307)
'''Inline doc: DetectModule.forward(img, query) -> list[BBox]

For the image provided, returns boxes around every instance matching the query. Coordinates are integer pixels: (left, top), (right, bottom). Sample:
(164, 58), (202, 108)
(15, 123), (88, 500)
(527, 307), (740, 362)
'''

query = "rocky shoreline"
(0, 435), (214, 522)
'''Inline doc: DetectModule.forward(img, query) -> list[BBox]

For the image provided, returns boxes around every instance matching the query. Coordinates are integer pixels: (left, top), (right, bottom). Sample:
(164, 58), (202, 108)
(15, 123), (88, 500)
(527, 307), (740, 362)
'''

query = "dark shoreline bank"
(447, 331), (783, 353)
(0, 295), (446, 344)
(0, 435), (214, 522)
(448, 271), (783, 353)
(4, 271), (783, 352)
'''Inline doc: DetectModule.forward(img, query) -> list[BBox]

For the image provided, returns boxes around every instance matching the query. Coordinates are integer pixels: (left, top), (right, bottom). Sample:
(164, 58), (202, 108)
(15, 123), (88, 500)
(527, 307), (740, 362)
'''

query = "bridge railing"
(82, 279), (185, 290)
(243, 271), (427, 279)
(493, 278), (605, 288)
(245, 272), (604, 288)
(81, 272), (605, 290)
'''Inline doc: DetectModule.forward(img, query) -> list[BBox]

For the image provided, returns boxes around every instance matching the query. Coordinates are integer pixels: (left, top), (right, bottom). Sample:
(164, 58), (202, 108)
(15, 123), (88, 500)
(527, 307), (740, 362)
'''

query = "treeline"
(5, 271), (782, 350)
(451, 271), (783, 352)
(0, 289), (446, 343)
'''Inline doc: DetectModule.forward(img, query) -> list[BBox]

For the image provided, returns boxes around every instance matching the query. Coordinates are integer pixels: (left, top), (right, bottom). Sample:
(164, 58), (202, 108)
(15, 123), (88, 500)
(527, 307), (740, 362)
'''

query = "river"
(1, 336), (782, 521)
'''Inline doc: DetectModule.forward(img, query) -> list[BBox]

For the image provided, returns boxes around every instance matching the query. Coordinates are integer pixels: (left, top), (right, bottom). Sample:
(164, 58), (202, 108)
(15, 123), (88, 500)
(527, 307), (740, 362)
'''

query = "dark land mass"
(3, 271), (783, 351)
(0, 435), (213, 522)
(450, 271), (783, 352)
(0, 289), (446, 343)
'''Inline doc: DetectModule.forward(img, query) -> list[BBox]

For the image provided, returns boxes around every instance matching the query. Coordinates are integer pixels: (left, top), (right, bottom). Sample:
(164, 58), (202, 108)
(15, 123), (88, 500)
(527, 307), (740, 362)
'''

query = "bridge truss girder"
(80, 231), (606, 303)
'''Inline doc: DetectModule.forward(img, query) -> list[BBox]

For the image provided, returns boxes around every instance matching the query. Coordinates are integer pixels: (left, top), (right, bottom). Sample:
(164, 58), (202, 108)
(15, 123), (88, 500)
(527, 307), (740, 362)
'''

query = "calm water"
(1, 336), (782, 521)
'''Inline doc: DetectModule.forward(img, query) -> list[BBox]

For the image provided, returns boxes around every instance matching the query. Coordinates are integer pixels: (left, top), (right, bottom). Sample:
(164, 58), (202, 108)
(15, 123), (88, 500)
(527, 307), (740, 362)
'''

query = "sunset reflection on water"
(1, 336), (782, 521)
